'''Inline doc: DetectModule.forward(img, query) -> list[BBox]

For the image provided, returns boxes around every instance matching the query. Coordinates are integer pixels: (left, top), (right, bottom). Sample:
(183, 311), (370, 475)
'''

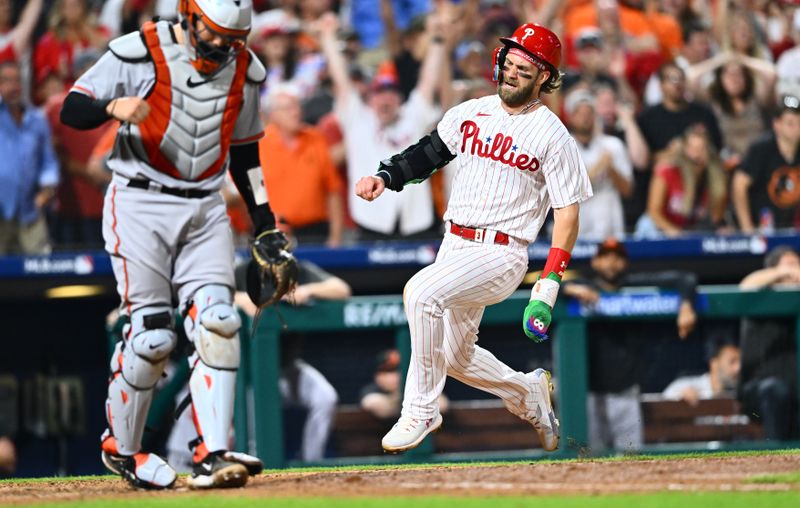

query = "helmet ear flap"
(492, 45), (508, 83)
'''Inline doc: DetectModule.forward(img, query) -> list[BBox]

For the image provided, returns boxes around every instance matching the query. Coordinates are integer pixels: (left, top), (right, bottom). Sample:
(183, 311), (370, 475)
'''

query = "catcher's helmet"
(179, 0), (251, 76)
(493, 23), (561, 82)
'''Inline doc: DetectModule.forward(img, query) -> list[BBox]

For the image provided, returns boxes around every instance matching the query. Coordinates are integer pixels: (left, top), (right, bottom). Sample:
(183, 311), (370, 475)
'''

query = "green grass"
(2, 449), (799, 484)
(749, 472), (800, 484)
(14, 493), (800, 508)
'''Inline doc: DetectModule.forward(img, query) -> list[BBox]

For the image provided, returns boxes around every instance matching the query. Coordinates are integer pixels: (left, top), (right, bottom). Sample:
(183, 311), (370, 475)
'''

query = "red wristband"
(542, 247), (571, 280)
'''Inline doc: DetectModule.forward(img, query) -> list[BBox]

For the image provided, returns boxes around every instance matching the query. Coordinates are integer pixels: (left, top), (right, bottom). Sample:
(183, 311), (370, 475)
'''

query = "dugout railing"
(235, 286), (800, 468)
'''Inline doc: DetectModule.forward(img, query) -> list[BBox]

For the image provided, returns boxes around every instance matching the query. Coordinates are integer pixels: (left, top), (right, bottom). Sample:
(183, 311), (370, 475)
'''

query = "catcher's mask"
(179, 0), (250, 77)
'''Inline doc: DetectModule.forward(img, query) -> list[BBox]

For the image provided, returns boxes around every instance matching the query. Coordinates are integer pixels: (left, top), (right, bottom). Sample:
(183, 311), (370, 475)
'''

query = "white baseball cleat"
(381, 414), (443, 453)
(522, 368), (560, 451)
(100, 431), (177, 489)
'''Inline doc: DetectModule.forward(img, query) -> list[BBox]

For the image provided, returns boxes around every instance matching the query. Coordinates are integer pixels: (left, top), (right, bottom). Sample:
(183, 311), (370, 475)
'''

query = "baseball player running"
(60, 0), (293, 490)
(356, 23), (592, 453)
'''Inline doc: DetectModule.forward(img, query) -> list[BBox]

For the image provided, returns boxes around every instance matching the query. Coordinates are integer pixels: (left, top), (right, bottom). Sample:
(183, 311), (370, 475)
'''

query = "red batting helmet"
(499, 23), (562, 71)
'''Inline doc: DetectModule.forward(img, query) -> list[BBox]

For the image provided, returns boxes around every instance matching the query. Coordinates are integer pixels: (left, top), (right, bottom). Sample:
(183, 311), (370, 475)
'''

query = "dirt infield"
(1, 453), (799, 504)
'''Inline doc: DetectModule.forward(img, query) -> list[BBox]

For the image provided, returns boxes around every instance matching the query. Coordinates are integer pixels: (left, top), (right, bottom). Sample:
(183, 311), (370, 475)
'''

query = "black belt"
(126, 178), (213, 199)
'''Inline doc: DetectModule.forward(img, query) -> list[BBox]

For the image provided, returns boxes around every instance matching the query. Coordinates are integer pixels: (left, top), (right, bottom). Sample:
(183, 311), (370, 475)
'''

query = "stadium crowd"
(0, 0), (799, 252)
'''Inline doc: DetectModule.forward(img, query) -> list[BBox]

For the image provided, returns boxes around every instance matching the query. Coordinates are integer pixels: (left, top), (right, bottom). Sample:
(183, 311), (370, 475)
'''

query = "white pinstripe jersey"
(437, 94), (592, 244)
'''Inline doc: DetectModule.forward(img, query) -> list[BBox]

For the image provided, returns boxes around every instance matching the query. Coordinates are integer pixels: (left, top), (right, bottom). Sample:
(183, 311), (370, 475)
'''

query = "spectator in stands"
(565, 89), (633, 242)
(732, 95), (800, 233)
(561, 27), (636, 107)
(350, 0), (430, 51)
(235, 256), (348, 461)
(316, 12), (446, 239)
(638, 63), (724, 163)
(33, 0), (110, 104)
(643, 20), (713, 107)
(776, 10), (800, 101)
(259, 84), (344, 246)
(252, 15), (325, 102)
(0, 60), (59, 255)
(721, 7), (773, 62)
(593, 84), (649, 170)
(44, 50), (107, 249)
(634, 62), (723, 228)
(360, 348), (448, 420)
(0, 0), (43, 64)
(663, 338), (741, 405)
(637, 125), (728, 237)
(0, 435), (14, 475)
(691, 54), (776, 170)
(561, 237), (698, 453)
(738, 245), (800, 440)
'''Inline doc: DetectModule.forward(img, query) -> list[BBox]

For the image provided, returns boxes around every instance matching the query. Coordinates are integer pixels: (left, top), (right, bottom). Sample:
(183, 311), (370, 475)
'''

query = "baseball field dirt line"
(1, 453), (799, 505)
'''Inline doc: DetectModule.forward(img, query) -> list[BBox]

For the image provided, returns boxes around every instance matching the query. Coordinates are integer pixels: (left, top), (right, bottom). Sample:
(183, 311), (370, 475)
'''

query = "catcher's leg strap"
(107, 306), (177, 455)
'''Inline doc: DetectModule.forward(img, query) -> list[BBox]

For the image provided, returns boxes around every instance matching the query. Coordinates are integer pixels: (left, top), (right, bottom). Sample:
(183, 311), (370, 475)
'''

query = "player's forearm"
(550, 203), (579, 253)
(60, 92), (113, 130)
(229, 143), (276, 233)
(376, 129), (455, 191)
(327, 192), (344, 245)
(319, 32), (352, 101)
(740, 268), (782, 290)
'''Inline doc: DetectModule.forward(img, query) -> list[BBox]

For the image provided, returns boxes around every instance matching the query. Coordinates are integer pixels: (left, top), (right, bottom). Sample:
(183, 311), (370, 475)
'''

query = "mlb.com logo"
(23, 255), (95, 275)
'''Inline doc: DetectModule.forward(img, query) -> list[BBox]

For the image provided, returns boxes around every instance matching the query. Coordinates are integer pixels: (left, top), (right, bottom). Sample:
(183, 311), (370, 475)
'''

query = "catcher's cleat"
(520, 368), (560, 451)
(381, 413), (443, 453)
(223, 451), (264, 476)
(100, 431), (176, 489)
(187, 450), (249, 489)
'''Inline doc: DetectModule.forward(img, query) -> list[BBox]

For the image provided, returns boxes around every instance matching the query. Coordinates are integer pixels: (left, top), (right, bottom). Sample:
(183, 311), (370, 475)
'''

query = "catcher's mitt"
(246, 229), (299, 308)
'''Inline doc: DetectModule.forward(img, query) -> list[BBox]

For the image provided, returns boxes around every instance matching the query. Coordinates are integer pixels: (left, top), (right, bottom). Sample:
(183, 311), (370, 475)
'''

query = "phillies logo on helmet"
(459, 120), (540, 172)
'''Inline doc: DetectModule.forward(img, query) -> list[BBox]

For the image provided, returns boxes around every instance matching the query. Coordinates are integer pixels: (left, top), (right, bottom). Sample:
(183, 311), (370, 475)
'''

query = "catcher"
(60, 0), (296, 490)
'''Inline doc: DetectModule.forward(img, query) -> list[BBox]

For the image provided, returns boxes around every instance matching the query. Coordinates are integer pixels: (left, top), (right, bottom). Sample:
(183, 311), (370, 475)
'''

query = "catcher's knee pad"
(184, 285), (241, 370)
(107, 307), (177, 455)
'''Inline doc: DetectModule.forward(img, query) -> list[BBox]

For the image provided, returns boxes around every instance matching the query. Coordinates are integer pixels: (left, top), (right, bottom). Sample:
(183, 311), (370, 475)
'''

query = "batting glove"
(523, 272), (561, 343)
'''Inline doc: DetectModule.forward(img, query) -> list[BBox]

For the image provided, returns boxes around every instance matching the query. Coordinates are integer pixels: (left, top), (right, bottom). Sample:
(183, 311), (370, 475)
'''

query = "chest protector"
(130, 21), (249, 181)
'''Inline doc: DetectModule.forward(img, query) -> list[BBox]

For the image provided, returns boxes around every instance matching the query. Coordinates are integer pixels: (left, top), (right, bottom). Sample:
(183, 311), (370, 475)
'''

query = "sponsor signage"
(343, 301), (407, 328)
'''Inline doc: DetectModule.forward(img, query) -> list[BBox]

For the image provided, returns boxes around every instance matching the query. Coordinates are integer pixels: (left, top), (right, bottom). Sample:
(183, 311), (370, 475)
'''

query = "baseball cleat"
(381, 413), (443, 453)
(187, 450), (249, 489)
(524, 368), (560, 451)
(100, 431), (177, 489)
(223, 450), (263, 476)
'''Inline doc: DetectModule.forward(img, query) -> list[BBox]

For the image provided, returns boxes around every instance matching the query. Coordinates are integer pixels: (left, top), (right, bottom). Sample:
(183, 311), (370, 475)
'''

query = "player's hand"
(312, 11), (339, 39)
(107, 97), (150, 124)
(523, 299), (552, 343)
(355, 176), (386, 202)
(676, 301), (696, 339)
(569, 285), (599, 305)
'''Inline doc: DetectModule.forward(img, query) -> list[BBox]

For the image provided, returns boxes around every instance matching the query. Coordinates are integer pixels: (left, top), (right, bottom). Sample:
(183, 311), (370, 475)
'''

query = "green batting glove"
(522, 272), (561, 343)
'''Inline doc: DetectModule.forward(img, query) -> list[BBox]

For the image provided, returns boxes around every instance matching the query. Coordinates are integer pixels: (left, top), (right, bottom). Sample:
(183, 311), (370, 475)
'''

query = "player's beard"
(497, 74), (538, 108)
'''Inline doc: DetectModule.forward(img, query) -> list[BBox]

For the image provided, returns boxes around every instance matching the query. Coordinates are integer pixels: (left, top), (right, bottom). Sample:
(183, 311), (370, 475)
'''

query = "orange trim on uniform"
(70, 85), (95, 98)
(133, 453), (149, 469)
(136, 21), (249, 182)
(195, 48), (249, 180)
(110, 184), (132, 319)
(204, 374), (212, 389)
(190, 403), (209, 462)
(138, 22), (183, 180)
(231, 131), (265, 145)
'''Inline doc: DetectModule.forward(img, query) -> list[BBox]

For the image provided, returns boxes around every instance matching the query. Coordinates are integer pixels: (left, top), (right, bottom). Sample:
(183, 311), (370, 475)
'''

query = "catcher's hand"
(247, 229), (299, 308)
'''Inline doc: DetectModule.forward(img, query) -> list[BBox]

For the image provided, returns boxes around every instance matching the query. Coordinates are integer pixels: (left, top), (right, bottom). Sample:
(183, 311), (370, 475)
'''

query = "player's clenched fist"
(355, 175), (386, 202)
(106, 97), (150, 124)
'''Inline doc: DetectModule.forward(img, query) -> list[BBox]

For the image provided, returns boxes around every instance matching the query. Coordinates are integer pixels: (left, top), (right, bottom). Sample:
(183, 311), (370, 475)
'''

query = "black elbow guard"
(376, 129), (456, 192)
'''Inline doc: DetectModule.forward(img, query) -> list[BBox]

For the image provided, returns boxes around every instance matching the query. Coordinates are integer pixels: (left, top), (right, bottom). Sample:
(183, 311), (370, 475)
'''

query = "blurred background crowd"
(1, 0), (799, 254)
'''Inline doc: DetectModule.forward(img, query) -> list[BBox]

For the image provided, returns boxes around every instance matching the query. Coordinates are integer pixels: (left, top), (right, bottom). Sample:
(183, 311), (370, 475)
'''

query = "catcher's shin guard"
(184, 285), (241, 454)
(106, 307), (177, 455)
